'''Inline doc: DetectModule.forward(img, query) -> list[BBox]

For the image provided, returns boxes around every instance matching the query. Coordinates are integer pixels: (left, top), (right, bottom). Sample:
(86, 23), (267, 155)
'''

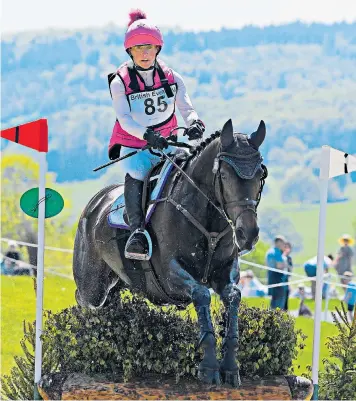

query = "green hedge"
(1, 290), (305, 400)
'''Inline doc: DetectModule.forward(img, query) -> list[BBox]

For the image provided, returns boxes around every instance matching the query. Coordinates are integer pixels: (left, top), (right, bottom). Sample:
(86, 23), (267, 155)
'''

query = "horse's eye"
(220, 173), (227, 180)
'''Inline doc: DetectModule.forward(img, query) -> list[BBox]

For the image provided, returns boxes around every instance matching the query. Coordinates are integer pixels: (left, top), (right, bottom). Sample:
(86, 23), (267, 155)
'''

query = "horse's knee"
(221, 283), (241, 305)
(192, 286), (211, 306)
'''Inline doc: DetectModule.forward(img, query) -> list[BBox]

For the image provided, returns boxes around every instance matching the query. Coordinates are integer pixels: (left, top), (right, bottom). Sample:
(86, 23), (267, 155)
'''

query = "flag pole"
(34, 151), (47, 400)
(311, 145), (330, 400)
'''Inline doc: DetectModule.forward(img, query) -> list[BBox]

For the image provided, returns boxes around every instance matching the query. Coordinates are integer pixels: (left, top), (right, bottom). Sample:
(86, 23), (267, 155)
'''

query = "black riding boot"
(124, 174), (151, 261)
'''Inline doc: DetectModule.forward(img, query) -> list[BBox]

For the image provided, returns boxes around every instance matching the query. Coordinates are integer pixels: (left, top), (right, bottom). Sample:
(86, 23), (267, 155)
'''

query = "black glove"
(184, 119), (205, 141)
(143, 128), (169, 150)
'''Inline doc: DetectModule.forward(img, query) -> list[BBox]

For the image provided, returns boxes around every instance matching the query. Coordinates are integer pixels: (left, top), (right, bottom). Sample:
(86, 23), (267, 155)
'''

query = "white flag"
(328, 146), (356, 178)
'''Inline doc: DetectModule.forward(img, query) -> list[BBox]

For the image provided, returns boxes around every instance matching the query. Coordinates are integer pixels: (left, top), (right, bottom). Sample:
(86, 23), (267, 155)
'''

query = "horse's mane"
(188, 130), (222, 159)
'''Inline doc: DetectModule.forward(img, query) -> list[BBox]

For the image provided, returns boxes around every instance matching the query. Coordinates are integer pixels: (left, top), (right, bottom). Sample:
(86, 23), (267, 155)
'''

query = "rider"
(108, 9), (205, 261)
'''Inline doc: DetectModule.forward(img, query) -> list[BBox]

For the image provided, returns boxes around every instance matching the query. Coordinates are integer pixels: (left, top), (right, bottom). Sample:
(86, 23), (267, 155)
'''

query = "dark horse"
(73, 119), (267, 387)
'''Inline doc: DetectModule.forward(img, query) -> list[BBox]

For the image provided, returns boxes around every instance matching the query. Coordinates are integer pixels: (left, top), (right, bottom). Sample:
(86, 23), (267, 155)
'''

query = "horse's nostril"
(235, 229), (246, 241)
(253, 236), (259, 246)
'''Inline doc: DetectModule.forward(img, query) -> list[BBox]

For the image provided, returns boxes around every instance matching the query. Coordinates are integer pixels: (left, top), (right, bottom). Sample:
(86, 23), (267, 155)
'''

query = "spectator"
(240, 270), (267, 298)
(283, 241), (293, 310)
(297, 286), (313, 317)
(266, 235), (288, 309)
(343, 271), (356, 322)
(3, 240), (32, 276)
(3, 240), (22, 275)
(5, 240), (22, 262)
(334, 234), (354, 279)
(303, 254), (333, 299)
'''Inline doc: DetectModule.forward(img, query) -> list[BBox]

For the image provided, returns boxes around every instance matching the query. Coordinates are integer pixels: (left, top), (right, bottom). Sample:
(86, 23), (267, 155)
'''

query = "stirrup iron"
(124, 229), (152, 261)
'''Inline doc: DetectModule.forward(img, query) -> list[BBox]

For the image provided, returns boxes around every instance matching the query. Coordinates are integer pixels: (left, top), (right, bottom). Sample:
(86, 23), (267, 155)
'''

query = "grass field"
(1, 274), (339, 378)
(271, 199), (356, 264)
(1, 274), (76, 376)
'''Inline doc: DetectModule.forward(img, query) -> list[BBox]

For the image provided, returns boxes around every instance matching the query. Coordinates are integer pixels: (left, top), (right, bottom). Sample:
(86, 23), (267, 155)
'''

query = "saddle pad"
(108, 158), (175, 229)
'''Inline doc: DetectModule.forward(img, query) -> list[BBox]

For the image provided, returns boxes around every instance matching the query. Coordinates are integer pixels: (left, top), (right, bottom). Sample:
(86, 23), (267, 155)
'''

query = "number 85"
(144, 96), (168, 115)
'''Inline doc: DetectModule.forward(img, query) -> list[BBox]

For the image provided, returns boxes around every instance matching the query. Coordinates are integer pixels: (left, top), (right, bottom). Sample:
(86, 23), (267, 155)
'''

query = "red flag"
(1, 118), (48, 152)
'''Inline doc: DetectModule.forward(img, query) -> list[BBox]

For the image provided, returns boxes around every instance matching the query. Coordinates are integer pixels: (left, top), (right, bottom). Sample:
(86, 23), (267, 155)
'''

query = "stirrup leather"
(124, 229), (152, 261)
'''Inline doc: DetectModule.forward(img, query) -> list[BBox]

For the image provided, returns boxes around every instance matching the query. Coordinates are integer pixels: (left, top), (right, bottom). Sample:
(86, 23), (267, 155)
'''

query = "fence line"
(1, 237), (349, 288)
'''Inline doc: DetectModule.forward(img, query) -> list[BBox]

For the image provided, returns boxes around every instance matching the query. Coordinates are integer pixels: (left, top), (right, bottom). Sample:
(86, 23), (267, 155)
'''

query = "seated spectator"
(3, 241), (32, 276)
(3, 241), (22, 275)
(240, 270), (267, 298)
(297, 286), (313, 317)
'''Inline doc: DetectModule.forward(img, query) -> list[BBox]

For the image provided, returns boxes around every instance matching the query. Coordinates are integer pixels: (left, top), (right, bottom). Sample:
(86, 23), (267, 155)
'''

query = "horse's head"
(214, 119), (267, 252)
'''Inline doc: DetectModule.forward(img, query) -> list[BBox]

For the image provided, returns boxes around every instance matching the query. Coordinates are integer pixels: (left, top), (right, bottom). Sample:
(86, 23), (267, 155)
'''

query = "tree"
(318, 305), (356, 400)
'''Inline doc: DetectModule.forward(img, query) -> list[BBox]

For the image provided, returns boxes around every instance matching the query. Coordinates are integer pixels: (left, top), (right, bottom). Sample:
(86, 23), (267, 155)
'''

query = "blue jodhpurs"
(119, 146), (175, 181)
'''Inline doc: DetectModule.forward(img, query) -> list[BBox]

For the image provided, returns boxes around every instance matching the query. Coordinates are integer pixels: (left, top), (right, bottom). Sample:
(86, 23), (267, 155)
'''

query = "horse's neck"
(176, 140), (226, 230)
(187, 140), (219, 192)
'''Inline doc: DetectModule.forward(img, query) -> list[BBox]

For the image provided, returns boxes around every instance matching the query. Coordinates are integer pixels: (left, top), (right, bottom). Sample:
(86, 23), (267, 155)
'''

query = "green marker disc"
(20, 187), (64, 218)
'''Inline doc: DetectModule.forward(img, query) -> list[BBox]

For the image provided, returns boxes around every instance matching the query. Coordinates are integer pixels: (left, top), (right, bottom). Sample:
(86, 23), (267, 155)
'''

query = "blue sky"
(2, 0), (356, 34)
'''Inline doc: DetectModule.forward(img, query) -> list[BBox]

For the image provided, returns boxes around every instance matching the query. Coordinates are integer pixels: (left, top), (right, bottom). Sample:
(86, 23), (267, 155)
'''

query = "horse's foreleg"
(168, 259), (220, 385)
(216, 259), (241, 387)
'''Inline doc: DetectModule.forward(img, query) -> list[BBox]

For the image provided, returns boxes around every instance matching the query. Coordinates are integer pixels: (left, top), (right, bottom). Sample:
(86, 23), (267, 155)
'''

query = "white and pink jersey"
(108, 59), (199, 155)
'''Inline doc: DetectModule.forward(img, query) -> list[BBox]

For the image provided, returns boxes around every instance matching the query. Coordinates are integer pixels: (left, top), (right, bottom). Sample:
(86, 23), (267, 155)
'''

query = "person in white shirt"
(107, 9), (205, 261)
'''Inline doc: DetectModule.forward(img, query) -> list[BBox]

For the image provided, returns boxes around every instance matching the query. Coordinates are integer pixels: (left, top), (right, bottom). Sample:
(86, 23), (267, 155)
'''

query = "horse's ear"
(220, 119), (234, 149)
(249, 120), (266, 149)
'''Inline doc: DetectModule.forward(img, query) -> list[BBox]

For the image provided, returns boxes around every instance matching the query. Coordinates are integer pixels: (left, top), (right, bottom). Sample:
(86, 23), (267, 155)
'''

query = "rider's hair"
(189, 130), (221, 158)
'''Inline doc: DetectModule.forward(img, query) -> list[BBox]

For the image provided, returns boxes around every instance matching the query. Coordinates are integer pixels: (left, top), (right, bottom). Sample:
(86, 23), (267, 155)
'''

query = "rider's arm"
(110, 76), (147, 140)
(172, 71), (200, 127)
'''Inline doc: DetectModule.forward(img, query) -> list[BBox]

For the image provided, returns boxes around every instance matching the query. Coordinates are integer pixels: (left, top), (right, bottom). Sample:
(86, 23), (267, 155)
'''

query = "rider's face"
(130, 45), (159, 69)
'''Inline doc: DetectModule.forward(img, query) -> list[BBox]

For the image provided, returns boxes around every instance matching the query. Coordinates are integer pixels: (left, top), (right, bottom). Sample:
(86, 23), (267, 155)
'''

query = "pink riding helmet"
(124, 9), (163, 50)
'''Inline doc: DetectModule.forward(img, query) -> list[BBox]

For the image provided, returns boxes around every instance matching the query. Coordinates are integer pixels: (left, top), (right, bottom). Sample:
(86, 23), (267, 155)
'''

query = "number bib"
(128, 84), (177, 127)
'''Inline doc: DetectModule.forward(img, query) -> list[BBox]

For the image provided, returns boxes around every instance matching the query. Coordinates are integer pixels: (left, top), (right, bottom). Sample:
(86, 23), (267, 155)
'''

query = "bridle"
(212, 150), (268, 224)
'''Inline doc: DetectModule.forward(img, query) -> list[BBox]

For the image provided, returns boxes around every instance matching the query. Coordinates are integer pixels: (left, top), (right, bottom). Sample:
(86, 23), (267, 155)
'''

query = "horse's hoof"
(198, 367), (221, 386)
(220, 369), (241, 388)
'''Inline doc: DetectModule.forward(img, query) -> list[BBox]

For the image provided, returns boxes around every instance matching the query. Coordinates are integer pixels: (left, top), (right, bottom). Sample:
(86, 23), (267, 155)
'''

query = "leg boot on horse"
(219, 282), (241, 387)
(193, 287), (221, 385)
(168, 259), (221, 385)
(124, 174), (151, 261)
